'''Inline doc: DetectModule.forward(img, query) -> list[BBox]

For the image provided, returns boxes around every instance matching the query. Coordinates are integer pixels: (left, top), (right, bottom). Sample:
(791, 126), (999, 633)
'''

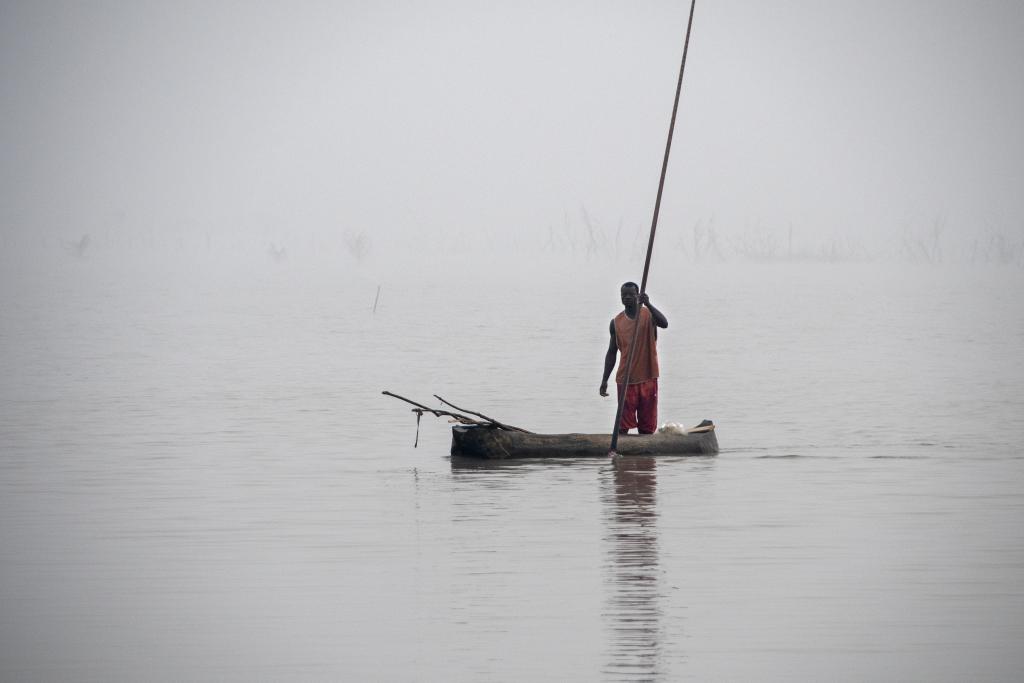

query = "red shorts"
(617, 378), (658, 434)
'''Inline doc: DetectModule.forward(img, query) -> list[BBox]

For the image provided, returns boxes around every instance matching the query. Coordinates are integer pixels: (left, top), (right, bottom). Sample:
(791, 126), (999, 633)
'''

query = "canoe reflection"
(603, 456), (663, 680)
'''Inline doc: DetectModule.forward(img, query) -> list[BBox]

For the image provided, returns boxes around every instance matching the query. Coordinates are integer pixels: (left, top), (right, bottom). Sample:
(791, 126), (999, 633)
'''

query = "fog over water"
(2, 2), (1024, 681)
(1, 0), (1023, 258)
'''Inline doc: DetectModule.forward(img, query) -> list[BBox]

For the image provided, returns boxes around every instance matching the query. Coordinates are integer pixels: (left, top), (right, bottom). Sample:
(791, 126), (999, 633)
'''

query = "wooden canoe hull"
(450, 423), (718, 459)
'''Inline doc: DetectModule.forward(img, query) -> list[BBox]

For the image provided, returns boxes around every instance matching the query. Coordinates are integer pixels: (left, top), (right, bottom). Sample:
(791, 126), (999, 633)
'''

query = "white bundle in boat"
(658, 422), (689, 435)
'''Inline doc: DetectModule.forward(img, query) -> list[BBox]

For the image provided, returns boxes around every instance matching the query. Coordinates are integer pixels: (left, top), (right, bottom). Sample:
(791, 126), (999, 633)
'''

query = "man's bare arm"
(599, 320), (617, 396)
(640, 293), (668, 328)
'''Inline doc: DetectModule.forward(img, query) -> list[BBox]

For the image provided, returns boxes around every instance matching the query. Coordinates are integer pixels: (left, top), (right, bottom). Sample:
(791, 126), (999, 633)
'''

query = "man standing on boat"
(600, 282), (668, 434)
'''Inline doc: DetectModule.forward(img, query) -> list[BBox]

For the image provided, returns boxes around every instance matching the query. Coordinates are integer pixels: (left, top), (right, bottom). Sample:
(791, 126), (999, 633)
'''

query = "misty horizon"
(2, 1), (1022, 267)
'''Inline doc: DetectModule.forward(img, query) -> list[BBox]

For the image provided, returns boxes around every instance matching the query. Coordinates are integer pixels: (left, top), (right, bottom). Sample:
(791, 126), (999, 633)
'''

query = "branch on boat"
(381, 390), (533, 434)
(433, 394), (531, 433)
(382, 391), (479, 424)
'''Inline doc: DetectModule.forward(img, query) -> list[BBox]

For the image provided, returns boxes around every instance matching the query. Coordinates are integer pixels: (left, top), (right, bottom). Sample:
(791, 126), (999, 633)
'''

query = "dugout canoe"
(450, 421), (718, 459)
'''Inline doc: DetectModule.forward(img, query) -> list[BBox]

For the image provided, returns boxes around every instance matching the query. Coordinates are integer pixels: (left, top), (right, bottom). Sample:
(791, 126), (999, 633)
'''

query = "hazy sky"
(1, 0), (1022, 250)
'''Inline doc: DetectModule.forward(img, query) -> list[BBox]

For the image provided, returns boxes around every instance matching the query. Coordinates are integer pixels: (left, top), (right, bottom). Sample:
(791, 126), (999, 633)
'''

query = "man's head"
(620, 282), (639, 307)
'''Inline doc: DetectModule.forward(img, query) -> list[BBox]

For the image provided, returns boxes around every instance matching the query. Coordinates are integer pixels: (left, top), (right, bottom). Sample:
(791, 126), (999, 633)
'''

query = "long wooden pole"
(610, 0), (698, 455)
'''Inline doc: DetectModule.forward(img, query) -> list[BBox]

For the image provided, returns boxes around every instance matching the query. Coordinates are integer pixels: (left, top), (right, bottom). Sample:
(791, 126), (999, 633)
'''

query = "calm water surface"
(2, 252), (1022, 681)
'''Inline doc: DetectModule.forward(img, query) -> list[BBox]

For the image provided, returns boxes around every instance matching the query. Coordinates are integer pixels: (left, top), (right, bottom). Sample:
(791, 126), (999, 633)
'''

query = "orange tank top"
(613, 307), (659, 384)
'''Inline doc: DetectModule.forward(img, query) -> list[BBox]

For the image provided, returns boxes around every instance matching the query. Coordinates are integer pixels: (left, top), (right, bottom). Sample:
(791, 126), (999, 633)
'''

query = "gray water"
(2, 251), (1023, 681)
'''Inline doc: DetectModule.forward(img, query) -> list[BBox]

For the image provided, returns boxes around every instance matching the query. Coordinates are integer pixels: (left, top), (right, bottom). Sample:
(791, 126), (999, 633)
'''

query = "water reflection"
(603, 456), (663, 680)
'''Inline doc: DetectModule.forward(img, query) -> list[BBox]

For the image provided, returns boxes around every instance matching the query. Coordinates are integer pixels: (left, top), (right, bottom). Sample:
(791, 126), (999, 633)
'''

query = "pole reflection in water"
(602, 456), (664, 680)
